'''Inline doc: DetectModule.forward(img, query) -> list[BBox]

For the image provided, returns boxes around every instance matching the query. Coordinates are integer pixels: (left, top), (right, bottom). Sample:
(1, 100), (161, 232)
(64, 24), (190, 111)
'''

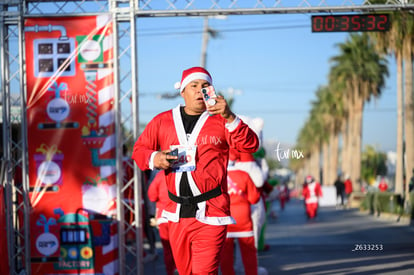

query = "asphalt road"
(258, 199), (414, 275)
(144, 199), (414, 275)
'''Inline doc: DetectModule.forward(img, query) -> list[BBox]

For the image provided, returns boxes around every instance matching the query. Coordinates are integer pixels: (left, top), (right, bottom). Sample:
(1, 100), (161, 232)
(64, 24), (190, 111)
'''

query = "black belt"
(168, 186), (222, 206)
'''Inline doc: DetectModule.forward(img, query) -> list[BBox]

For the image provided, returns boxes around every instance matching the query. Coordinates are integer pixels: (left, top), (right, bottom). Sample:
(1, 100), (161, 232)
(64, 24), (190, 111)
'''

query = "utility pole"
(200, 16), (224, 68)
(200, 16), (209, 68)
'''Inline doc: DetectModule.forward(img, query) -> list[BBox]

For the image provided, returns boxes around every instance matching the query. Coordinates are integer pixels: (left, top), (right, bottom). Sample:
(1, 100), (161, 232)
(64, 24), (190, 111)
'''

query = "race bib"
(169, 145), (197, 172)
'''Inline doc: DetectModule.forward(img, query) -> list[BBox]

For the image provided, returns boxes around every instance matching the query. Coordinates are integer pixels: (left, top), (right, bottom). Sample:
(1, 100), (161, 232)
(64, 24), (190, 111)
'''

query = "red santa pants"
(220, 236), (258, 275)
(280, 197), (287, 210)
(305, 202), (318, 219)
(159, 223), (176, 275)
(168, 218), (227, 275)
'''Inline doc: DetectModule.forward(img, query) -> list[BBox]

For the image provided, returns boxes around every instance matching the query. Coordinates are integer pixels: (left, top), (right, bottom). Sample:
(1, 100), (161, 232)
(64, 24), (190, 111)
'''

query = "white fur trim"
(149, 151), (158, 170)
(180, 72), (212, 92)
(161, 208), (180, 223)
(157, 217), (169, 225)
(225, 116), (241, 132)
(227, 231), (254, 238)
(305, 197), (319, 204)
(233, 161), (264, 188)
(197, 215), (236, 226)
(174, 81), (181, 90)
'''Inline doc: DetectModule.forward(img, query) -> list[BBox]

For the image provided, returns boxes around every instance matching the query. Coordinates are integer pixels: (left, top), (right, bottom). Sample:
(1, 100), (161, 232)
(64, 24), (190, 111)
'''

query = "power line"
(137, 17), (309, 29)
(137, 18), (309, 32)
(138, 24), (309, 37)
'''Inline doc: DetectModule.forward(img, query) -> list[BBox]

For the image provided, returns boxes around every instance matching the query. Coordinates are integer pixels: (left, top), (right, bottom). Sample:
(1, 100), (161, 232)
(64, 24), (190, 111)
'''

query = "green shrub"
(360, 192), (404, 216)
(360, 192), (375, 213)
(411, 192), (414, 220)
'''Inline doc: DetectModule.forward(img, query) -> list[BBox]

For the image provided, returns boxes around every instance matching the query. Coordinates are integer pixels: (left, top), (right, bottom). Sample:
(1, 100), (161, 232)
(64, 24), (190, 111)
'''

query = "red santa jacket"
(378, 180), (388, 192)
(226, 167), (260, 237)
(278, 184), (289, 200)
(302, 181), (322, 204)
(344, 179), (353, 194)
(132, 105), (259, 225)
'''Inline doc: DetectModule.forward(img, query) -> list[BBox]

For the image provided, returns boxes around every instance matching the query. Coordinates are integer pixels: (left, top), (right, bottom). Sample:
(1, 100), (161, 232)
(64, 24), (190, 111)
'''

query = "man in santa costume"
(277, 181), (289, 211)
(302, 175), (322, 219)
(228, 146), (269, 274)
(233, 116), (267, 251)
(220, 151), (261, 275)
(231, 150), (265, 249)
(132, 66), (259, 275)
(344, 174), (353, 208)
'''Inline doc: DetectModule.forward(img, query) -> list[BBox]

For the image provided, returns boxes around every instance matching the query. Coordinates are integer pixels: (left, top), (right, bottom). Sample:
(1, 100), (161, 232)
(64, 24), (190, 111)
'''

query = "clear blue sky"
(136, 13), (397, 152)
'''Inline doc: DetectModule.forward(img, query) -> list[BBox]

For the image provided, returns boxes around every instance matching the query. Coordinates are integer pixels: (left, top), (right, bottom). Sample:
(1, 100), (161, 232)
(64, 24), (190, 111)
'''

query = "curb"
(358, 209), (413, 226)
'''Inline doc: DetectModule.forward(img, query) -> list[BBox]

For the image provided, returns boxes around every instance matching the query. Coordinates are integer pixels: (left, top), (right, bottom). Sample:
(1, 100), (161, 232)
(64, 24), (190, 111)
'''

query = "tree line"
(290, 8), (414, 202)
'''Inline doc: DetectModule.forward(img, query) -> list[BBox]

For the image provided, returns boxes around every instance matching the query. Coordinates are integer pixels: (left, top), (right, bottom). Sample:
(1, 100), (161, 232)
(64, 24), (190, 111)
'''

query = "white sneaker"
(258, 266), (268, 275)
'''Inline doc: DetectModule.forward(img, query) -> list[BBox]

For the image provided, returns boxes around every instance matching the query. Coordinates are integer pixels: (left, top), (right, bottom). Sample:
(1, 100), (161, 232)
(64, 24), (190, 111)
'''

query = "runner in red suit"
(220, 157), (261, 275)
(302, 175), (323, 219)
(277, 182), (289, 211)
(230, 150), (265, 250)
(132, 67), (259, 275)
(344, 175), (353, 208)
(378, 177), (388, 192)
(147, 170), (176, 275)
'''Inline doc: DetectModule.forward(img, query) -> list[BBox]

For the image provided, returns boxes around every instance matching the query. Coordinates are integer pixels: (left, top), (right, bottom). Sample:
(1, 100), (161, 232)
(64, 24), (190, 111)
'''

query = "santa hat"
(305, 175), (315, 184)
(175, 67), (212, 92)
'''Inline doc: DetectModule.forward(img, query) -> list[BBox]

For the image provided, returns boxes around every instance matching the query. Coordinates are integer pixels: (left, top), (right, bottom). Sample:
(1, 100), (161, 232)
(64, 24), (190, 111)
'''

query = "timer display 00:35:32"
(311, 14), (390, 32)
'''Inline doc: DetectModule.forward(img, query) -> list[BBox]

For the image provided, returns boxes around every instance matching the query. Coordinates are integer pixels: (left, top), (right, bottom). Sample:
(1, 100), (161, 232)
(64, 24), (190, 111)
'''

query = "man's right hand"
(153, 150), (177, 170)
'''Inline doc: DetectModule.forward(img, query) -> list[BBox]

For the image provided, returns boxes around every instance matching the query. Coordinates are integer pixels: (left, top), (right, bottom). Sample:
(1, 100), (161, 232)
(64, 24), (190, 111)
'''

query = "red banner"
(25, 15), (118, 275)
(0, 185), (10, 275)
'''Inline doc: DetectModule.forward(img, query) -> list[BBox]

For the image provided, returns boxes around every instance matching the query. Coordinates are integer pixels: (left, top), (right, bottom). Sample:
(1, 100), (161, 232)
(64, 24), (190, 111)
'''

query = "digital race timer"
(311, 14), (390, 32)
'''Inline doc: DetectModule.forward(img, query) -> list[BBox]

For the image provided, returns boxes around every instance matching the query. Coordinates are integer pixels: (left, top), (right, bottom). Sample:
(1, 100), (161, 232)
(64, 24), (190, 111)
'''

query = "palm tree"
(296, 117), (320, 183)
(293, 82), (347, 187)
(330, 33), (389, 191)
(293, 90), (332, 184)
(315, 84), (347, 186)
(400, 14), (414, 199)
(368, 0), (414, 211)
(308, 98), (327, 183)
(310, 86), (334, 185)
(370, 13), (405, 194)
(290, 122), (311, 187)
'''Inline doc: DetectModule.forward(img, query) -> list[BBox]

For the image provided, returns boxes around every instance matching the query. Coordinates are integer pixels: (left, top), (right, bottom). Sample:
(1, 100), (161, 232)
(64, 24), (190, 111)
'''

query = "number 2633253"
(352, 244), (383, 251)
